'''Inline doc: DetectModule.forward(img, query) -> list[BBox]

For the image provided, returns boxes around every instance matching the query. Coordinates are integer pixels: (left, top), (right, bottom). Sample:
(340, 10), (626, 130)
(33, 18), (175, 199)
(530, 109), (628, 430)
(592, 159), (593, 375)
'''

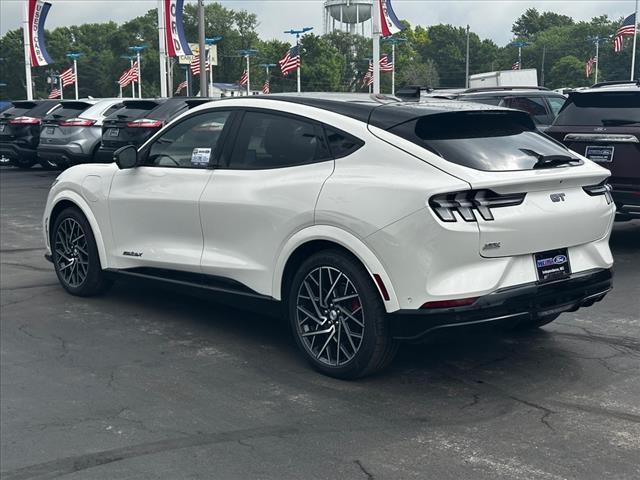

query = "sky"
(0, 0), (637, 46)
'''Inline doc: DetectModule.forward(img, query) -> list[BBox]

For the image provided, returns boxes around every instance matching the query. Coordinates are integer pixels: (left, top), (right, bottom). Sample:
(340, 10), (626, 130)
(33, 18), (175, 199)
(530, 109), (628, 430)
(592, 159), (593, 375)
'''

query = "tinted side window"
(146, 111), (230, 168)
(102, 104), (122, 117)
(500, 96), (551, 124)
(463, 96), (502, 106)
(547, 96), (566, 116)
(229, 112), (330, 169)
(324, 127), (364, 158)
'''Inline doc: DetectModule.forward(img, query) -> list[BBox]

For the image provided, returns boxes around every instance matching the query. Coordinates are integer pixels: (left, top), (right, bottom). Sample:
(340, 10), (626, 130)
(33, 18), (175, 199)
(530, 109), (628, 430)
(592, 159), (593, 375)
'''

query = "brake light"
(421, 297), (478, 309)
(59, 118), (95, 127)
(9, 116), (41, 125)
(429, 189), (526, 222)
(126, 119), (163, 128)
(583, 182), (613, 204)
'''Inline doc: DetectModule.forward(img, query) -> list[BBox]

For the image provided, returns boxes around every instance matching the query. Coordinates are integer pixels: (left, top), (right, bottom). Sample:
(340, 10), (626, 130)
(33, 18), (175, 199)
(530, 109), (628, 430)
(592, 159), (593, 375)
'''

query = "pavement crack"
(460, 393), (480, 410)
(507, 395), (556, 432)
(354, 459), (374, 479)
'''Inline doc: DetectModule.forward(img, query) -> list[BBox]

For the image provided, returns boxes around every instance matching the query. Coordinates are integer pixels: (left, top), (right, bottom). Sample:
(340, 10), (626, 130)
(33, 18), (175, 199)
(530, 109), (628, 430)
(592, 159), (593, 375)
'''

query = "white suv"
(43, 94), (615, 378)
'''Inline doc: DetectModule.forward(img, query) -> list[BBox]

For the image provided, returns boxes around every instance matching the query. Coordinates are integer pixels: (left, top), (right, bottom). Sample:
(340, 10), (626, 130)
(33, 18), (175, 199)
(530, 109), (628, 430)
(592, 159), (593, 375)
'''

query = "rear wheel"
(52, 207), (112, 296)
(14, 157), (37, 169)
(288, 250), (398, 379)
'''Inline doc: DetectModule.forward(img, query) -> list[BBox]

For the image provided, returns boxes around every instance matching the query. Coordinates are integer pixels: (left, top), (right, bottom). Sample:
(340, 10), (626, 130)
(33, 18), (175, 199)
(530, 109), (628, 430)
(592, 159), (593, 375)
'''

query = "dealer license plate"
(585, 145), (614, 163)
(534, 248), (571, 283)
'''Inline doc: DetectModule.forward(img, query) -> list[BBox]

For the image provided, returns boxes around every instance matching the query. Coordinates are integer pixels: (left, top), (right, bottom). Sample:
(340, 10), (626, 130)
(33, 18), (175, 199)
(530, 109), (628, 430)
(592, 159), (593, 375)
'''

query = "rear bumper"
(389, 268), (612, 341)
(0, 143), (37, 163)
(611, 184), (640, 217)
(37, 145), (92, 166)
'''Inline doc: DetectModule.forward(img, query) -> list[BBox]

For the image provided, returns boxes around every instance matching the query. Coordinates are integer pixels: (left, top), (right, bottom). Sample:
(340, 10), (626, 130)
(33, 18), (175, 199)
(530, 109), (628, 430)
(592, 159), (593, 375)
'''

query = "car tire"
(14, 157), (37, 169)
(51, 207), (113, 297)
(288, 250), (398, 379)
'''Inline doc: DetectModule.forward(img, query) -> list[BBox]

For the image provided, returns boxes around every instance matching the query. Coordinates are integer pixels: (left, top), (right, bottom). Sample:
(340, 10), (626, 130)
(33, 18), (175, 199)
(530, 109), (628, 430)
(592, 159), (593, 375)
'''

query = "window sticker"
(191, 148), (211, 166)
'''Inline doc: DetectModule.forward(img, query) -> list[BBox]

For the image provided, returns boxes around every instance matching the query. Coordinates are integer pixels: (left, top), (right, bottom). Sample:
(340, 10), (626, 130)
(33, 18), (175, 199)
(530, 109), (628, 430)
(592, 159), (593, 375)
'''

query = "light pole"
(128, 45), (147, 98)
(284, 27), (313, 93)
(588, 36), (608, 84)
(381, 37), (407, 95)
(465, 25), (470, 88)
(510, 41), (530, 70)
(205, 36), (223, 96)
(239, 49), (258, 95)
(259, 63), (276, 93)
(121, 55), (137, 98)
(66, 52), (82, 99)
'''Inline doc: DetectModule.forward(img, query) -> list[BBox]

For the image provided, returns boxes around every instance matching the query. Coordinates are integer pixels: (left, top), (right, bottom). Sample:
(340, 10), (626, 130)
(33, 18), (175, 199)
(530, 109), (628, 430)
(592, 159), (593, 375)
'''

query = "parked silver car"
(37, 98), (127, 169)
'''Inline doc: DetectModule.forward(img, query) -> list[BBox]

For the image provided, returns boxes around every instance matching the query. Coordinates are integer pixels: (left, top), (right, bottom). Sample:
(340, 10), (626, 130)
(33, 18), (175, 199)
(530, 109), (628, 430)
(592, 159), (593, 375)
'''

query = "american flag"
(379, 54), (394, 72)
(48, 88), (61, 99)
(118, 62), (139, 87)
(262, 79), (270, 94)
(585, 57), (597, 77)
(512, 61), (521, 70)
(614, 13), (637, 52)
(175, 80), (188, 95)
(190, 55), (210, 76)
(239, 70), (248, 86)
(278, 45), (300, 76)
(59, 67), (76, 87)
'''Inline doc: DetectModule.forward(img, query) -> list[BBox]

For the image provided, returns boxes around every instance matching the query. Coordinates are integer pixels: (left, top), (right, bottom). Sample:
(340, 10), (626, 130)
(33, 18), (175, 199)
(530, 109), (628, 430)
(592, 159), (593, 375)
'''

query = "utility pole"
(510, 40), (530, 70)
(465, 25), (470, 88)
(198, 0), (206, 97)
(284, 27), (313, 93)
(157, 0), (167, 97)
(631, 0), (639, 80)
(66, 52), (82, 100)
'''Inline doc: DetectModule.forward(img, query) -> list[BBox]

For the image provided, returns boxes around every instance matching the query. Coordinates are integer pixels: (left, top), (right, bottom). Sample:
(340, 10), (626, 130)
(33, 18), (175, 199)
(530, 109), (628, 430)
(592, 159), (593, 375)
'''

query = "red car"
(546, 81), (640, 220)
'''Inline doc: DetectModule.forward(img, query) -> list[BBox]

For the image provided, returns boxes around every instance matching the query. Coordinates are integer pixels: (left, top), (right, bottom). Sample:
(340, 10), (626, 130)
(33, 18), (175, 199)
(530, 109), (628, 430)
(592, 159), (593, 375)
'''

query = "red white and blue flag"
(262, 80), (270, 94)
(59, 67), (75, 87)
(164, 0), (192, 57)
(379, 54), (394, 72)
(378, 0), (404, 38)
(190, 55), (210, 76)
(278, 46), (300, 76)
(28, 0), (53, 67)
(175, 80), (188, 95)
(614, 13), (637, 52)
(48, 88), (61, 99)
(585, 57), (597, 77)
(239, 70), (248, 86)
(512, 61), (521, 70)
(118, 62), (138, 87)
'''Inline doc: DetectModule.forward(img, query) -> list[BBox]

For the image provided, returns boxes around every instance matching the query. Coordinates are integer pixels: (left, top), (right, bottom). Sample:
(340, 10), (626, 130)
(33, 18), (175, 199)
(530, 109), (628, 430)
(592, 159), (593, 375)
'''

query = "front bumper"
(389, 268), (612, 341)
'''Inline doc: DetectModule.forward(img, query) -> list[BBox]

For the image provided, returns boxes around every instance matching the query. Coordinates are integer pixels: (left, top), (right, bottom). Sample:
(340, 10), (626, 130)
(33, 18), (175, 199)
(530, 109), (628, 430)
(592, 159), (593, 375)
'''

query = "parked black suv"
(0, 100), (61, 169)
(546, 81), (640, 219)
(96, 97), (212, 162)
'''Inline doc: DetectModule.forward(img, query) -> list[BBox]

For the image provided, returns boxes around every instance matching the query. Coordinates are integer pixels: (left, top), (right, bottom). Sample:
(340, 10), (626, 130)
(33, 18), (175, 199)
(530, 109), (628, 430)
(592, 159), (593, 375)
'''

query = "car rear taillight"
(9, 116), (41, 125)
(59, 118), (95, 127)
(583, 182), (613, 204)
(421, 297), (478, 309)
(126, 119), (163, 128)
(429, 190), (526, 222)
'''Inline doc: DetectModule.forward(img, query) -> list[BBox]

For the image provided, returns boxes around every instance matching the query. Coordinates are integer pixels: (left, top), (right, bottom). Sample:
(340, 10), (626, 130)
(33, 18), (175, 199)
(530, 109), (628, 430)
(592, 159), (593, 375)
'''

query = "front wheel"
(288, 250), (398, 379)
(51, 207), (112, 296)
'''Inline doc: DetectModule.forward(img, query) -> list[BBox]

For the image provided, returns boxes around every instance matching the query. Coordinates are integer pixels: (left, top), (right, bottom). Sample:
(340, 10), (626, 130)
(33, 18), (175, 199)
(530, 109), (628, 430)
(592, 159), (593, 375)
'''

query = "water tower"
(323, 0), (373, 36)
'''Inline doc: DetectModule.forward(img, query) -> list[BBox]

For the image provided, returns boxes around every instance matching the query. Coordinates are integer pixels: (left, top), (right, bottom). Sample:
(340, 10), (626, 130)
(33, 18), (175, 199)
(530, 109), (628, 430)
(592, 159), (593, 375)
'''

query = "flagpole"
(391, 43), (395, 95)
(59, 75), (63, 100)
(137, 51), (142, 98)
(595, 40), (600, 84)
(130, 59), (136, 98)
(296, 35), (301, 93)
(73, 58), (79, 99)
(372, 0), (381, 94)
(246, 54), (250, 95)
(632, 0), (639, 80)
(158, 0), (168, 97)
(23, 0), (33, 100)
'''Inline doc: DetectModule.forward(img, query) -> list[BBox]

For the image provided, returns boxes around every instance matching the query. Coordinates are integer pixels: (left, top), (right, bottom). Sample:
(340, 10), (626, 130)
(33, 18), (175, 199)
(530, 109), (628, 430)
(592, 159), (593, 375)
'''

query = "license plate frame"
(45, 126), (55, 135)
(109, 128), (120, 137)
(585, 145), (614, 163)
(534, 248), (571, 283)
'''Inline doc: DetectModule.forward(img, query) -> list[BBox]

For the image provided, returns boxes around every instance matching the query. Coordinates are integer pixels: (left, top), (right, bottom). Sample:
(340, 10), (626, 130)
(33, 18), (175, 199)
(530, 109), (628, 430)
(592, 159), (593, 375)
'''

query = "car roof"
(208, 93), (523, 130)
(459, 89), (563, 98)
(573, 82), (640, 94)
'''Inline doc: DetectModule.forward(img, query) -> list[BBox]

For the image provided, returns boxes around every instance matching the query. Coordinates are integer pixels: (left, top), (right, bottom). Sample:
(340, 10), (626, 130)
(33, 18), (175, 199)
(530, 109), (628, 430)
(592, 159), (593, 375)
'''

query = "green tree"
(548, 55), (590, 88)
(512, 8), (574, 39)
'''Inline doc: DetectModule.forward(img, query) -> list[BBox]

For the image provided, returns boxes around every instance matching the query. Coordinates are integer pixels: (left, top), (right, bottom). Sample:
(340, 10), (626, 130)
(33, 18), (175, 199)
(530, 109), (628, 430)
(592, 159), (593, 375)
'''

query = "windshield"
(389, 110), (579, 171)
(554, 91), (640, 126)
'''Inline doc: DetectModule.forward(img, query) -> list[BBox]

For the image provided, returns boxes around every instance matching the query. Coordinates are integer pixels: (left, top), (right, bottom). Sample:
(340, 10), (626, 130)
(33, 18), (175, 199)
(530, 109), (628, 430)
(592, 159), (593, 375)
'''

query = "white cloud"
(1, 0), (636, 46)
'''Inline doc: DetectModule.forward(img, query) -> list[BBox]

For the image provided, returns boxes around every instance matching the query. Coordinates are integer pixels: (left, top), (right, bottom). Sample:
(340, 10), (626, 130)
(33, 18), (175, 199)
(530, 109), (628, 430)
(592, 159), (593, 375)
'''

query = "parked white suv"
(43, 94), (615, 378)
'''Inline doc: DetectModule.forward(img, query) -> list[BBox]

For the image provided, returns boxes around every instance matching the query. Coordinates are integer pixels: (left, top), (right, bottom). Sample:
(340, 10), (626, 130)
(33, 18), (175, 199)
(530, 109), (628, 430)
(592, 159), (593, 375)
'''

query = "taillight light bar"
(59, 118), (95, 127)
(126, 119), (163, 128)
(9, 116), (41, 125)
(583, 182), (613, 204)
(429, 189), (526, 222)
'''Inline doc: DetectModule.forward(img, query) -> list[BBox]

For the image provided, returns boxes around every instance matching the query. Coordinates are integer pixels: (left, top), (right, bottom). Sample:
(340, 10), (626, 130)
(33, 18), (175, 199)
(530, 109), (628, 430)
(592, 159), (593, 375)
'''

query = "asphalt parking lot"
(1, 167), (639, 480)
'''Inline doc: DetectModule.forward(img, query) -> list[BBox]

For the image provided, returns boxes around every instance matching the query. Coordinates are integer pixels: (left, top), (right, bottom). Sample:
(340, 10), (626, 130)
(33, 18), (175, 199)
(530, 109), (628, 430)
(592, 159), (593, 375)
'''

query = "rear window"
(389, 111), (579, 172)
(146, 100), (189, 121)
(44, 102), (93, 121)
(108, 101), (162, 121)
(25, 101), (61, 117)
(1, 106), (32, 119)
(554, 91), (640, 126)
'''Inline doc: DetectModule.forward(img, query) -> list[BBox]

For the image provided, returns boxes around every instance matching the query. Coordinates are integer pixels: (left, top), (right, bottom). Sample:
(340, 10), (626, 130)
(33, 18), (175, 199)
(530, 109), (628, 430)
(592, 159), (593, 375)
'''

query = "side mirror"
(113, 145), (138, 169)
